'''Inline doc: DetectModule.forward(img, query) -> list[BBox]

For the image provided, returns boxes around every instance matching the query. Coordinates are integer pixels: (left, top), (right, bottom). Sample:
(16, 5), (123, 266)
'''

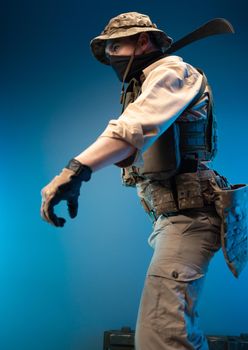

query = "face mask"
(109, 50), (165, 83)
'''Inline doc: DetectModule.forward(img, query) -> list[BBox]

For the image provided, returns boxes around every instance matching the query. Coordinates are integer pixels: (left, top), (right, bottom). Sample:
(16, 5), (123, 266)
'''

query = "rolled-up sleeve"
(98, 58), (204, 168)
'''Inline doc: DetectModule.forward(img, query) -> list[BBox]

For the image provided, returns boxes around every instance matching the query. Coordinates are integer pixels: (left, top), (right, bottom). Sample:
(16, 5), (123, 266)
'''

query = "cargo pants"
(135, 208), (222, 350)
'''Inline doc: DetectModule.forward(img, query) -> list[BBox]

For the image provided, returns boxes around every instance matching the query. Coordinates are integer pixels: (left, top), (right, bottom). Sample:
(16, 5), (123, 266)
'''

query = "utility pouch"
(175, 172), (205, 210)
(136, 178), (178, 222)
(209, 175), (248, 278)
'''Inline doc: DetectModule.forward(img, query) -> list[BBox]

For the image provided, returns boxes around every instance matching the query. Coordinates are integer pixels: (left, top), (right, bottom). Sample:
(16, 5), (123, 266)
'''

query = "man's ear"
(138, 32), (150, 52)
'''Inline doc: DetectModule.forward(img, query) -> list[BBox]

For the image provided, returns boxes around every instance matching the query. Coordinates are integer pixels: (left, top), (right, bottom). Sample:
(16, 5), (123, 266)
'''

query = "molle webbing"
(177, 68), (218, 162)
(136, 169), (218, 222)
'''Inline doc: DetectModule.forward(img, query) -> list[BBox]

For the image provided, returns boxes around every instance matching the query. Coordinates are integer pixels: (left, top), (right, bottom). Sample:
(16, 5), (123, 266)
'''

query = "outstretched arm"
(74, 136), (137, 172)
(40, 136), (136, 227)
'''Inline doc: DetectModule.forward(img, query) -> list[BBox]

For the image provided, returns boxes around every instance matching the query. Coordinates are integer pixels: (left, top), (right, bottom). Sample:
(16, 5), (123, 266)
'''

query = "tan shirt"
(97, 55), (210, 168)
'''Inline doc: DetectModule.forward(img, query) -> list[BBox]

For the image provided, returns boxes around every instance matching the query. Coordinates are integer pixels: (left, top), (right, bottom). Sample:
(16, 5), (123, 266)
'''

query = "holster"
(208, 176), (248, 278)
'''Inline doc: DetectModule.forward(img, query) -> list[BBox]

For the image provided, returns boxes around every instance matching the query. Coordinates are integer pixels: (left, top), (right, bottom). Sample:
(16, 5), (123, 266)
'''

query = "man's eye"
(112, 44), (120, 52)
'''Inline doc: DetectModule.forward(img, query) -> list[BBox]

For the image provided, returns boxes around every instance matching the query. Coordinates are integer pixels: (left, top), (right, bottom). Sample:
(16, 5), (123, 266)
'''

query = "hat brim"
(90, 27), (173, 65)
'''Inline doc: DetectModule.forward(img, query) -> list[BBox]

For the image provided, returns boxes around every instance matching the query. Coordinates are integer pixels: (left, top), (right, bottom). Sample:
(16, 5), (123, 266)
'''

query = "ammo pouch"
(208, 176), (248, 278)
(136, 178), (178, 223)
(136, 169), (217, 222)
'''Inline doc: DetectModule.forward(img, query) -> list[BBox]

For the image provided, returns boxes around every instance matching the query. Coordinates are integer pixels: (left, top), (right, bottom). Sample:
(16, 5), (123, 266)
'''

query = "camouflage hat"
(90, 12), (173, 65)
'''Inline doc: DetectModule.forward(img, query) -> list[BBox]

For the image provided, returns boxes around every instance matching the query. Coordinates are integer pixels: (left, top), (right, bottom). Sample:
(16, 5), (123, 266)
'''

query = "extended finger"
(67, 196), (78, 218)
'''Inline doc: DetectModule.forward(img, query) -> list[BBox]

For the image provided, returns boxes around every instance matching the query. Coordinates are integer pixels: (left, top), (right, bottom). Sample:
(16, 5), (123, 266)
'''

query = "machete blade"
(166, 18), (235, 54)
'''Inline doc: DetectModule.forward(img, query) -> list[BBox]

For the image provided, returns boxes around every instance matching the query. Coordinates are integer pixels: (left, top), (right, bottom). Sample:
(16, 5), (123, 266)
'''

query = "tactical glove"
(41, 159), (92, 227)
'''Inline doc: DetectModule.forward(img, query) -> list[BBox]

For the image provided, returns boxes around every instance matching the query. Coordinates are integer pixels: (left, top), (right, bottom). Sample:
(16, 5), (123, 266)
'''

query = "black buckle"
(149, 210), (158, 224)
(180, 158), (199, 173)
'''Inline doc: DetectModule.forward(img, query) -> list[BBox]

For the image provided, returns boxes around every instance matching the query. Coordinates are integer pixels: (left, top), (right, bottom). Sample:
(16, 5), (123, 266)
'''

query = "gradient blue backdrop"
(1, 0), (248, 349)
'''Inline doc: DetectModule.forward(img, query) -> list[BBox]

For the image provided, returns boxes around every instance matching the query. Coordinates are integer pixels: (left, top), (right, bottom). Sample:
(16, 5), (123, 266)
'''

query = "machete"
(165, 18), (235, 54)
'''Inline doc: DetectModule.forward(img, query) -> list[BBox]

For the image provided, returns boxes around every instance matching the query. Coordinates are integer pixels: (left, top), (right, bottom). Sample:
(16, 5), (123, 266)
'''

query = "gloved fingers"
(67, 196), (79, 218)
(42, 201), (66, 227)
(41, 190), (66, 227)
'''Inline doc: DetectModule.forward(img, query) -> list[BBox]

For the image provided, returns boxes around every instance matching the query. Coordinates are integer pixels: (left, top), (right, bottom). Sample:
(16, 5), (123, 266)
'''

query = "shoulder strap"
(121, 78), (142, 112)
(186, 67), (207, 111)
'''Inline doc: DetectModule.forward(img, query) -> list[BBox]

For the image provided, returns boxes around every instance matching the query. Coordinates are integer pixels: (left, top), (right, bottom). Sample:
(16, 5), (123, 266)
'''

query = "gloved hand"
(40, 159), (92, 227)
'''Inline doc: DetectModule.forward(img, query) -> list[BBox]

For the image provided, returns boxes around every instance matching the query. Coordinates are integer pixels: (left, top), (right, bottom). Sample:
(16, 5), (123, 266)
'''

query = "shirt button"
(172, 271), (179, 279)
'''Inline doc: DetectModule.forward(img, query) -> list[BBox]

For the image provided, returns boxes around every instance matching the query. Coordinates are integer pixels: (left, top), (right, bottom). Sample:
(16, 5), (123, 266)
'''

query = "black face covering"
(109, 50), (166, 83)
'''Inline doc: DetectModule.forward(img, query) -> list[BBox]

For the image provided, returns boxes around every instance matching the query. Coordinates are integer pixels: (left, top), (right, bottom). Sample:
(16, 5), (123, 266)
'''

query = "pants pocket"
(147, 259), (204, 282)
(137, 260), (206, 336)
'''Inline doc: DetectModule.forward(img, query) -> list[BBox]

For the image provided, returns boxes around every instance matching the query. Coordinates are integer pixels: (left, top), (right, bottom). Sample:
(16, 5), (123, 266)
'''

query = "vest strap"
(186, 69), (207, 111)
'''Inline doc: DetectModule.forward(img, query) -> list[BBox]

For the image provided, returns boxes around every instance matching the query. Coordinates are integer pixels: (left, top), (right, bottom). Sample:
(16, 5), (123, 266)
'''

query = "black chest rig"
(120, 67), (218, 186)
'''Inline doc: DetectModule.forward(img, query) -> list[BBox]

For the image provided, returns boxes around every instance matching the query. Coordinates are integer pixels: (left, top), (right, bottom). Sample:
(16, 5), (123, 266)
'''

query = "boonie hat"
(90, 12), (173, 65)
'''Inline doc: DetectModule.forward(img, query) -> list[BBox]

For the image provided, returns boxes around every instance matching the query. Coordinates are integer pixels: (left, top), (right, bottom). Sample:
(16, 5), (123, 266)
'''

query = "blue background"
(1, 0), (248, 349)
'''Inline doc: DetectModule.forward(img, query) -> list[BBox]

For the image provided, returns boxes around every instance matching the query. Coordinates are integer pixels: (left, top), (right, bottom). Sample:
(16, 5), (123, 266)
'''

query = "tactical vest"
(120, 67), (218, 186)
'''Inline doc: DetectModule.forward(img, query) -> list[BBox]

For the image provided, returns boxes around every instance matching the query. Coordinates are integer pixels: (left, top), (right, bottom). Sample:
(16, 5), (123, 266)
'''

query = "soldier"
(41, 12), (246, 350)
